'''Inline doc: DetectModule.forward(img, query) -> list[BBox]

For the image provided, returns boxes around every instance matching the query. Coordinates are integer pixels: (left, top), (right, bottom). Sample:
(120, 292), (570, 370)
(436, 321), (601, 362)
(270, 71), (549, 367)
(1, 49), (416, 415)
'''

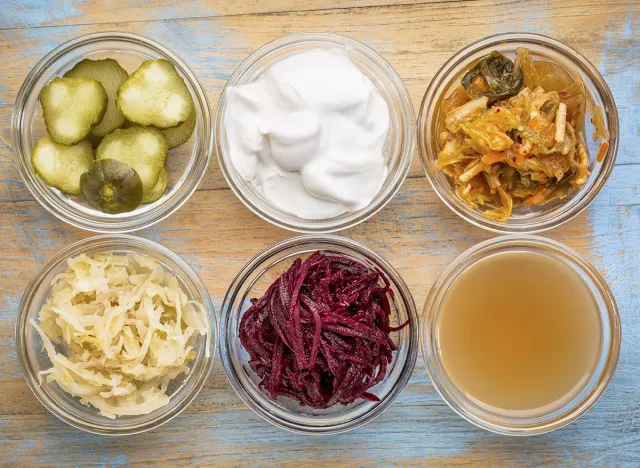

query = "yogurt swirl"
(224, 48), (390, 219)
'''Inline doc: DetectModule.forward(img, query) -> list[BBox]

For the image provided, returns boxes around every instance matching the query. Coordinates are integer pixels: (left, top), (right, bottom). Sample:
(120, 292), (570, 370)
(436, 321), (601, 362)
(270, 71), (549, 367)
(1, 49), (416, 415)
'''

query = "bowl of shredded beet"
(220, 235), (418, 434)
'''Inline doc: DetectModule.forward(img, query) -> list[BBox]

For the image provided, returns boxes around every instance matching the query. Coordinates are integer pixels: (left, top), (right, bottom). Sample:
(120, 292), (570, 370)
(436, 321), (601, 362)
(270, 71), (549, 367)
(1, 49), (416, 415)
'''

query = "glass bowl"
(215, 33), (416, 233)
(418, 33), (618, 233)
(220, 235), (419, 434)
(11, 31), (213, 233)
(421, 235), (620, 435)
(15, 235), (218, 435)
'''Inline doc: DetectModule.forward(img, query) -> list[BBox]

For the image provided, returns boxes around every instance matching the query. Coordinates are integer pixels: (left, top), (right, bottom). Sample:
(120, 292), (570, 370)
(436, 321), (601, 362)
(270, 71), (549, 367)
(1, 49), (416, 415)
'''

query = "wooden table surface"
(0, 0), (638, 466)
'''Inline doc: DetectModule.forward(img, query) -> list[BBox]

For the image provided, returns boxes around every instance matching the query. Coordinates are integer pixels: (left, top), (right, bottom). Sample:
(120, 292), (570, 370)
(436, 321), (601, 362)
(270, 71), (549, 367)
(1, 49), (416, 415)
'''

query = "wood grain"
(0, 0), (638, 466)
(0, 0), (472, 29)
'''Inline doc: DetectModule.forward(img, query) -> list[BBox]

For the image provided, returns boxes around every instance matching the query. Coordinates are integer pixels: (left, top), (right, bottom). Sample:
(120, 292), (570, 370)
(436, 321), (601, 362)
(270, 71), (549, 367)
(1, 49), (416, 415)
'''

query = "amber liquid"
(438, 251), (602, 417)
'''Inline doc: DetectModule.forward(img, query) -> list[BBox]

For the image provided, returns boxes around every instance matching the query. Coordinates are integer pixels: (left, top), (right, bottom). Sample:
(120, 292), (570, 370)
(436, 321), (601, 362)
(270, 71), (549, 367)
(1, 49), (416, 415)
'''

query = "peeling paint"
(0, 0), (83, 29)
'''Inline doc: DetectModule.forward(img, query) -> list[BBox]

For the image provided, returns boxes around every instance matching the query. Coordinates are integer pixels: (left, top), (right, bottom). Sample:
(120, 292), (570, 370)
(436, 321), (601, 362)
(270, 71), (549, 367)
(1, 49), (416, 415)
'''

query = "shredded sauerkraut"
(31, 253), (210, 419)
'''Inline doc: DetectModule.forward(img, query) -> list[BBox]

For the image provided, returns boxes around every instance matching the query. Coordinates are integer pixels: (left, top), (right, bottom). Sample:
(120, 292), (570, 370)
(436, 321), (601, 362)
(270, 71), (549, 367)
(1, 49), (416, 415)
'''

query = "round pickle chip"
(80, 159), (143, 214)
(40, 76), (107, 146)
(64, 58), (129, 138)
(141, 168), (168, 204)
(31, 137), (94, 195)
(158, 110), (196, 149)
(96, 126), (168, 194)
(117, 59), (195, 129)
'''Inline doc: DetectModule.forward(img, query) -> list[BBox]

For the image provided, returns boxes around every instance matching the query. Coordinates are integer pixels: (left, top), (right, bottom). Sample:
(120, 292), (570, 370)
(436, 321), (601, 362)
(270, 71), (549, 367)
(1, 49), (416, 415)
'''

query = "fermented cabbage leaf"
(460, 120), (513, 153)
(31, 253), (210, 419)
(515, 47), (541, 90)
(461, 51), (523, 104)
(540, 100), (559, 121)
(591, 106), (609, 142)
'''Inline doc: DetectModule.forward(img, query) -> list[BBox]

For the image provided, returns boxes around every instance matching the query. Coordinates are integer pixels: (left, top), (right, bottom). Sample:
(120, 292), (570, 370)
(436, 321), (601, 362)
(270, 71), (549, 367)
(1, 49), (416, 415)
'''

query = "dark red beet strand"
(239, 251), (410, 409)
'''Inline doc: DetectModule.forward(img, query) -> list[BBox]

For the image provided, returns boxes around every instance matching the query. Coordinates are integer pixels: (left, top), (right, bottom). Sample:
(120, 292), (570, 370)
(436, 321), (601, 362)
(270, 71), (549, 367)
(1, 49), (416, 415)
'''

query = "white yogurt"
(223, 48), (390, 219)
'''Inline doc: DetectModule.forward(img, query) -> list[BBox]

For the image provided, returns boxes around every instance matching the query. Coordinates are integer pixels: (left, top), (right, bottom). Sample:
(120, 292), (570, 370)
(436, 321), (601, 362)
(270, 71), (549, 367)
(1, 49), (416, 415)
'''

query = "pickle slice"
(80, 159), (143, 214)
(40, 77), (107, 146)
(64, 59), (129, 138)
(117, 59), (194, 129)
(142, 168), (168, 204)
(31, 137), (94, 195)
(158, 110), (196, 149)
(96, 126), (168, 193)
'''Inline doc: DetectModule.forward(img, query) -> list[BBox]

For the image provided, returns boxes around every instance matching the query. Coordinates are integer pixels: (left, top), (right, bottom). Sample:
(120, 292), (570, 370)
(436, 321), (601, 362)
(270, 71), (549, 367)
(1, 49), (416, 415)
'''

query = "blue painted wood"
(0, 0), (433, 30)
(0, 1), (638, 466)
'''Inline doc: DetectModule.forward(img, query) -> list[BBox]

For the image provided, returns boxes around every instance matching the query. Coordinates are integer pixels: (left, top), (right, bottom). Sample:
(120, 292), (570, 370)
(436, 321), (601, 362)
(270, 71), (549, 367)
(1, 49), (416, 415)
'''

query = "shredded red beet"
(239, 251), (410, 409)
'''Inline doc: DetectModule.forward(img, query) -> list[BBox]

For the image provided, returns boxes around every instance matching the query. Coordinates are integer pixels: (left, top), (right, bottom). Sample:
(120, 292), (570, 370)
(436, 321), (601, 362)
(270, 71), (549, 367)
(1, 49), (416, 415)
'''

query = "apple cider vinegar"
(437, 251), (602, 417)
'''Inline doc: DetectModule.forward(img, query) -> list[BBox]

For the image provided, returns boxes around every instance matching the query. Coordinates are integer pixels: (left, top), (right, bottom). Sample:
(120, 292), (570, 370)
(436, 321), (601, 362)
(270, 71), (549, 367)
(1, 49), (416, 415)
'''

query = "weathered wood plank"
(2, 394), (640, 467)
(0, 0), (465, 30)
(4, 161), (636, 331)
(0, 0), (638, 466)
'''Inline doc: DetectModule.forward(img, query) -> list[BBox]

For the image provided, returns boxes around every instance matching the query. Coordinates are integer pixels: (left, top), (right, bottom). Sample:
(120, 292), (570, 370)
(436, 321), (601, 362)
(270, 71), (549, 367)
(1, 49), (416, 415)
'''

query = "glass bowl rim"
(219, 234), (419, 434)
(417, 32), (619, 234)
(420, 234), (621, 436)
(214, 32), (416, 233)
(15, 234), (219, 435)
(11, 31), (213, 233)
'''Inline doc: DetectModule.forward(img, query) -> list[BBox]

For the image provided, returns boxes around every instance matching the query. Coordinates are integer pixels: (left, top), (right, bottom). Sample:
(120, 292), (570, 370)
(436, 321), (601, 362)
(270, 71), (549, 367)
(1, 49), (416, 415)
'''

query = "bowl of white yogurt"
(215, 33), (415, 233)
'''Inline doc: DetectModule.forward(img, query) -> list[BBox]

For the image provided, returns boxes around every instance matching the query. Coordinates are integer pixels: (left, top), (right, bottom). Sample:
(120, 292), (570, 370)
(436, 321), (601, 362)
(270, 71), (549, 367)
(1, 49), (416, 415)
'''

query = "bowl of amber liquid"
(421, 236), (620, 435)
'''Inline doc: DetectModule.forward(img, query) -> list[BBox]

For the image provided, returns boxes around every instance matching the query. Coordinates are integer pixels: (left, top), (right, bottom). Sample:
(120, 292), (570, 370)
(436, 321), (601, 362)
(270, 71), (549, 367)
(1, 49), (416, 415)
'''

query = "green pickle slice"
(117, 59), (194, 129)
(31, 137), (94, 195)
(81, 159), (143, 214)
(96, 126), (168, 194)
(158, 110), (196, 149)
(142, 168), (169, 204)
(64, 59), (129, 138)
(40, 77), (107, 146)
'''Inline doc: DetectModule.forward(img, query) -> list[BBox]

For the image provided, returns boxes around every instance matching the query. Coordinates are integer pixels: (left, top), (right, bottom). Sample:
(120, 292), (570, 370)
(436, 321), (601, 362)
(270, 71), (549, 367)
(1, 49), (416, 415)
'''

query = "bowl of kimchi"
(418, 33), (618, 233)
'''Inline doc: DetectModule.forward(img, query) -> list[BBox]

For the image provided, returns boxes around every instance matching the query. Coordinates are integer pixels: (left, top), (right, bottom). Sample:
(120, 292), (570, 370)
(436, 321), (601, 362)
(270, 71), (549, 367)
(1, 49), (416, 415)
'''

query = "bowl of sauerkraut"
(16, 235), (217, 435)
(418, 33), (618, 233)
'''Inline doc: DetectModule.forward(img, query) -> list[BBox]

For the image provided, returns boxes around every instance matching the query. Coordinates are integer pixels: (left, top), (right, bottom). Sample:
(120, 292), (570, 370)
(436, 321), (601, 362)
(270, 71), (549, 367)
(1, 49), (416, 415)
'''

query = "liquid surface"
(224, 48), (389, 219)
(438, 251), (601, 417)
